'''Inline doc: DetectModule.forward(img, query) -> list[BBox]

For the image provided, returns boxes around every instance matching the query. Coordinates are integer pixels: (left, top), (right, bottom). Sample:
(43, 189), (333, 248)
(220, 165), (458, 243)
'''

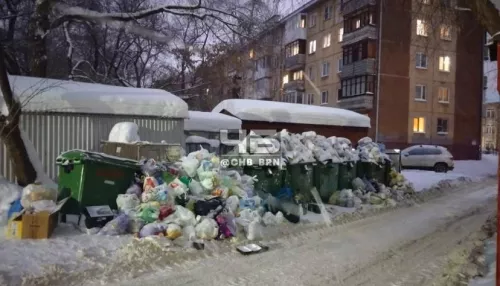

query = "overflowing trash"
(357, 137), (389, 164)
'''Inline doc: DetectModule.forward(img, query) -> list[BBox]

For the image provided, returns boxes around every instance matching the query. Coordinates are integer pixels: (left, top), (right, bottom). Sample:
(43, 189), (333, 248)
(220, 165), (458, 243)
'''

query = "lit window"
(413, 117), (425, 133)
(355, 19), (361, 29)
(293, 70), (304, 81)
(415, 84), (426, 101)
(416, 19), (428, 36)
(439, 56), (451, 72)
(321, 61), (330, 77)
(323, 33), (331, 48)
(440, 25), (451, 40)
(337, 58), (343, 72)
(437, 118), (448, 134)
(438, 87), (450, 103)
(338, 28), (343, 42)
(416, 52), (428, 68)
(321, 90), (329, 104)
(249, 49), (254, 58)
(299, 15), (306, 28)
(309, 40), (317, 54)
(282, 75), (289, 86)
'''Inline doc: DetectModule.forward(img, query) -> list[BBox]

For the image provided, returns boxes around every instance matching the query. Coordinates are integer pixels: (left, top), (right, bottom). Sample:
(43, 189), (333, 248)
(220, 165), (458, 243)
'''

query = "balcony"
(342, 25), (378, 46)
(284, 54), (306, 71)
(337, 94), (373, 110)
(340, 58), (377, 78)
(342, 0), (376, 16)
(283, 15), (307, 44)
(254, 67), (272, 81)
(283, 79), (305, 91)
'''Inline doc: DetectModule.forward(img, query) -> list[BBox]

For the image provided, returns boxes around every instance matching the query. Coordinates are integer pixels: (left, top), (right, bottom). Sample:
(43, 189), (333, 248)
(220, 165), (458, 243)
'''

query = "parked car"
(400, 145), (454, 173)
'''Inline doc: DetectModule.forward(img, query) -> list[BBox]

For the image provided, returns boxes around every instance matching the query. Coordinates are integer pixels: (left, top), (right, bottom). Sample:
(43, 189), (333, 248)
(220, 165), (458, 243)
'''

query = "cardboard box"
(6, 198), (69, 239)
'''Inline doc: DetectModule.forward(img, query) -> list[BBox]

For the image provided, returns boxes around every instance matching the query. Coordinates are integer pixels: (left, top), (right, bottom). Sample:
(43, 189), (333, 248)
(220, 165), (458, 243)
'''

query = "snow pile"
(108, 122), (141, 143)
(212, 99), (370, 128)
(0, 176), (22, 226)
(356, 137), (388, 164)
(4, 75), (189, 118)
(185, 136), (211, 145)
(184, 111), (241, 132)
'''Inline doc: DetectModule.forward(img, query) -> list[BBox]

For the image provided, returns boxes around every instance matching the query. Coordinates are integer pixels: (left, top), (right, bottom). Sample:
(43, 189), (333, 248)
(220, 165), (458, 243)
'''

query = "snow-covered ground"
(403, 154), (498, 191)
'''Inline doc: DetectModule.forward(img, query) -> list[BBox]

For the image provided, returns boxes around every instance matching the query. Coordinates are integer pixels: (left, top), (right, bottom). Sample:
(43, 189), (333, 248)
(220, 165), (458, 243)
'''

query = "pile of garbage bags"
(97, 147), (285, 241)
(279, 130), (360, 164)
(356, 137), (389, 164)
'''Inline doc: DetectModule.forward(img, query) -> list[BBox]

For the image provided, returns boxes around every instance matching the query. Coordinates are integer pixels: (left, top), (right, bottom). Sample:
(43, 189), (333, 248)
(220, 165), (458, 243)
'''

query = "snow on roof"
(212, 99), (370, 128)
(185, 135), (211, 144)
(184, 111), (242, 132)
(1, 75), (188, 118)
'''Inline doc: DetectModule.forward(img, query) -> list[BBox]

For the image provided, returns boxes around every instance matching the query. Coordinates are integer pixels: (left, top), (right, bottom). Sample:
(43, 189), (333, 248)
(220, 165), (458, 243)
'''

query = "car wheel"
(434, 163), (448, 173)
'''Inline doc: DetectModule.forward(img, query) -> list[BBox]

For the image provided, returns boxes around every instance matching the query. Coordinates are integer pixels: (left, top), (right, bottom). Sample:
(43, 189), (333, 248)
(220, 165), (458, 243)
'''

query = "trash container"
(385, 150), (401, 173)
(313, 162), (339, 202)
(56, 150), (140, 215)
(338, 161), (357, 190)
(243, 166), (284, 196)
(285, 163), (315, 203)
(356, 161), (374, 179)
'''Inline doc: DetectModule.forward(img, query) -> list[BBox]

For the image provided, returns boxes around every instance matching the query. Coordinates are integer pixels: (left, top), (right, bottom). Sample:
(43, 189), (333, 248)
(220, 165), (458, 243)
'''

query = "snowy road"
(102, 179), (497, 286)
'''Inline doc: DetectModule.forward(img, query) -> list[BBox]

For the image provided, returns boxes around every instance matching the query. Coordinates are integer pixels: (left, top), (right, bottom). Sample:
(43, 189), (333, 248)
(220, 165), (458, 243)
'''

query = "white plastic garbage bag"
(188, 179), (204, 196)
(225, 196), (239, 214)
(183, 225), (196, 241)
(163, 206), (196, 227)
(21, 184), (57, 210)
(195, 218), (219, 240)
(181, 157), (200, 178)
(247, 218), (264, 241)
(116, 194), (140, 213)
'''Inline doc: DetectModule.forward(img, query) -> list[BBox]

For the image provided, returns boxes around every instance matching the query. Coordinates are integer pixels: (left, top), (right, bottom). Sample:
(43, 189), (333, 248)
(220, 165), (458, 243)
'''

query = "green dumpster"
(243, 166), (284, 196)
(313, 162), (339, 202)
(56, 150), (140, 215)
(375, 158), (392, 185)
(285, 163), (315, 203)
(356, 161), (375, 179)
(338, 161), (357, 190)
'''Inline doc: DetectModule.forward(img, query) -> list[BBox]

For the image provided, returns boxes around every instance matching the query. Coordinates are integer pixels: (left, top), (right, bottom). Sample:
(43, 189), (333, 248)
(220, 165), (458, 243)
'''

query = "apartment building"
(239, 0), (483, 159)
(482, 102), (499, 151)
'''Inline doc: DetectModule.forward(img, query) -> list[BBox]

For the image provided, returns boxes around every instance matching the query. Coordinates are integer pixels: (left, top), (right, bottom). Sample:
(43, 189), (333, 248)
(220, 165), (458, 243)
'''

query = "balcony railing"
(284, 54), (306, 71)
(342, 25), (378, 46)
(337, 94), (373, 110)
(254, 68), (272, 81)
(339, 58), (377, 78)
(283, 79), (305, 91)
(342, 0), (376, 15)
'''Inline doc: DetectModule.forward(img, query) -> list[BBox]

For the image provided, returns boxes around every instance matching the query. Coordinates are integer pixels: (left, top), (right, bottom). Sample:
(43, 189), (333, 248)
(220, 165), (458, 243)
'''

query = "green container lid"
(56, 149), (138, 167)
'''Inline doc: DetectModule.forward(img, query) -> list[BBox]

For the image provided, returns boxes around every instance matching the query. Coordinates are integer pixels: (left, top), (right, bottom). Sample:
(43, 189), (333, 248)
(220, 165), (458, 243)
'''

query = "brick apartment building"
(230, 0), (484, 160)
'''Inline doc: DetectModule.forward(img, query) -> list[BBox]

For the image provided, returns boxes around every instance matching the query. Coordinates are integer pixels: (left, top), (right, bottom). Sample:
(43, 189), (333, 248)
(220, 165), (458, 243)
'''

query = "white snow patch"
(20, 130), (57, 189)
(1, 75), (188, 118)
(403, 154), (497, 191)
(108, 122), (141, 143)
(207, 139), (220, 148)
(185, 135), (211, 144)
(212, 99), (370, 128)
(184, 111), (242, 132)
(0, 176), (22, 227)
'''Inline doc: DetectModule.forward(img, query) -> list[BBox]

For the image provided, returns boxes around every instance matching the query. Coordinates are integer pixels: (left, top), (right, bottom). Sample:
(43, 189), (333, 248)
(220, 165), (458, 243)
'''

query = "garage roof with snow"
(1, 75), (188, 118)
(212, 99), (371, 128)
(184, 111), (242, 132)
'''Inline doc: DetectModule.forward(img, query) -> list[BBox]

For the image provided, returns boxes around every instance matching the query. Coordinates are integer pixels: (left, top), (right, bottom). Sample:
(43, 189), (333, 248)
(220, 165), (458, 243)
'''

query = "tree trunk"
(1, 128), (37, 187)
(28, 0), (53, 77)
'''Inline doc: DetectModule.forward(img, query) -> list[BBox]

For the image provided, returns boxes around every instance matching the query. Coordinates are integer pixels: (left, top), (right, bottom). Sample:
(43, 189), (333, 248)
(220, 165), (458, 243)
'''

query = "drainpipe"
(375, 0), (383, 143)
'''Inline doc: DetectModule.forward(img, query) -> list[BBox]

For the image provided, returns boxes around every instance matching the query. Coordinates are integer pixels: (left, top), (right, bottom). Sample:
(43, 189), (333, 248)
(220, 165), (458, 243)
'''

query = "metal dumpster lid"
(56, 149), (139, 166)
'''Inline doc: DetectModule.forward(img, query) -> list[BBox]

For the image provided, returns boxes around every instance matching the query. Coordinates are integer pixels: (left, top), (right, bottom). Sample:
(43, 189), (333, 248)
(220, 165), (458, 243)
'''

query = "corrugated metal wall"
(0, 112), (184, 182)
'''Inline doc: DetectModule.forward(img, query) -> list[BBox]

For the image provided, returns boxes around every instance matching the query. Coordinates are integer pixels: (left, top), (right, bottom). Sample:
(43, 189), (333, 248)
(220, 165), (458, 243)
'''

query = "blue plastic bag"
(7, 198), (23, 220)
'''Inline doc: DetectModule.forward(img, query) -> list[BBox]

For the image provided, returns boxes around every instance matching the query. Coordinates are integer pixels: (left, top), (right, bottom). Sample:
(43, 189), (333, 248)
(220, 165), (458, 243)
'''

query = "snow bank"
(108, 122), (141, 143)
(184, 111), (241, 132)
(0, 75), (188, 118)
(212, 99), (370, 128)
(403, 154), (498, 191)
(185, 135), (211, 144)
(0, 176), (21, 226)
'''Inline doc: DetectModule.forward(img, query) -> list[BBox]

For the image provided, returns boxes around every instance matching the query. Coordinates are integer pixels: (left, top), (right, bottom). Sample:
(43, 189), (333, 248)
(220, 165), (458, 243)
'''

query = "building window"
(337, 58), (343, 72)
(343, 40), (376, 65)
(355, 19), (361, 29)
(323, 33), (331, 48)
(306, 93), (314, 104)
(324, 5), (333, 20)
(308, 66), (314, 80)
(420, 0), (431, 4)
(335, 4), (343, 24)
(321, 61), (330, 77)
(438, 87), (450, 103)
(440, 25), (451, 40)
(416, 19), (428, 36)
(486, 109), (495, 118)
(282, 75), (289, 86)
(415, 84), (426, 101)
(344, 7), (375, 33)
(309, 40), (317, 54)
(284, 91), (305, 104)
(487, 125), (494, 134)
(413, 117), (426, 133)
(292, 70), (304, 81)
(437, 118), (448, 134)
(439, 56), (451, 72)
(249, 49), (254, 58)
(416, 52), (428, 68)
(285, 40), (305, 57)
(321, 90), (329, 104)
(309, 13), (317, 27)
(338, 28), (343, 42)
(340, 75), (375, 98)
(299, 14), (306, 28)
